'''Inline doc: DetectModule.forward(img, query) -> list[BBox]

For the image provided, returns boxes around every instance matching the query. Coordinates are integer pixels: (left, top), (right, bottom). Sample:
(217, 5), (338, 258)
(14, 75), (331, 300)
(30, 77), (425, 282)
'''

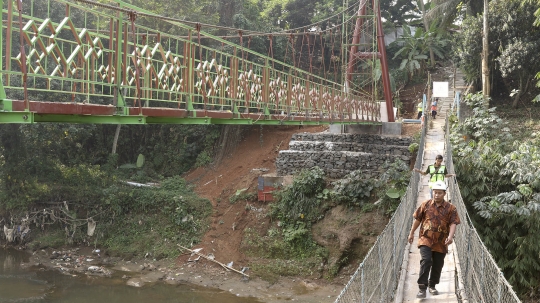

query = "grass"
(31, 229), (66, 250)
(250, 258), (322, 284)
(241, 227), (327, 282)
(101, 212), (210, 260)
(229, 190), (258, 204)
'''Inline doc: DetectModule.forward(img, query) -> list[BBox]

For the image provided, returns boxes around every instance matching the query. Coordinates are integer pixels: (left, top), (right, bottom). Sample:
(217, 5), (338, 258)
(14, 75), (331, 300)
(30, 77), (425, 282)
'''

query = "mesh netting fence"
(445, 118), (521, 303)
(334, 120), (427, 303)
(334, 112), (521, 303)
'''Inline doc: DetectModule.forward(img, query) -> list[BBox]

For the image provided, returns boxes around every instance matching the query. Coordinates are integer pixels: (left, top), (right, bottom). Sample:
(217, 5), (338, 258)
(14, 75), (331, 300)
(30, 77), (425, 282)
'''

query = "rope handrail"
(444, 115), (521, 303)
(334, 107), (427, 303)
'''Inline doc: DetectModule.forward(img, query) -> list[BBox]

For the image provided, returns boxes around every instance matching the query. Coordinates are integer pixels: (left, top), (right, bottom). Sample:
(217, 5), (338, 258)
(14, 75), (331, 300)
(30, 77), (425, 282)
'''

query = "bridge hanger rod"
(70, 0), (360, 38)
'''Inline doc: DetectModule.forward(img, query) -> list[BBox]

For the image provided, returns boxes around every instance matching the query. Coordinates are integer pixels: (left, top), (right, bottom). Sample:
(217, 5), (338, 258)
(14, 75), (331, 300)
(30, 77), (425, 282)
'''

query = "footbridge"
(1, 0), (393, 125)
(334, 80), (522, 302)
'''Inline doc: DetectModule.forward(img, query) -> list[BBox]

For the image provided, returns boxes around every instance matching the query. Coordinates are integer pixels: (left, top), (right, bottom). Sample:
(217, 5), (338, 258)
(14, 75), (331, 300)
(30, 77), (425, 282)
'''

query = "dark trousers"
(417, 245), (445, 289)
(417, 111), (423, 119)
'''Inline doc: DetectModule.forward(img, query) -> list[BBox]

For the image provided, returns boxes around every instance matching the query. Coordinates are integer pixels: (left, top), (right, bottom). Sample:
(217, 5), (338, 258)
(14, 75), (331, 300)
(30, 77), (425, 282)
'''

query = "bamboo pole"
(177, 245), (249, 277)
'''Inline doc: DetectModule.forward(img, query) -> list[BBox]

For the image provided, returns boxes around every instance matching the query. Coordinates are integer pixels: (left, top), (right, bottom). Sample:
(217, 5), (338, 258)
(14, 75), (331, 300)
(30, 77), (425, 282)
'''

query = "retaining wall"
(276, 133), (413, 178)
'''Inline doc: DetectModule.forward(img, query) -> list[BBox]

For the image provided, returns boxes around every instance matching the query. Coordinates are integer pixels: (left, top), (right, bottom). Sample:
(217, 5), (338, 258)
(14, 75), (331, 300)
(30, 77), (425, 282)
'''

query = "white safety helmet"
(431, 181), (447, 191)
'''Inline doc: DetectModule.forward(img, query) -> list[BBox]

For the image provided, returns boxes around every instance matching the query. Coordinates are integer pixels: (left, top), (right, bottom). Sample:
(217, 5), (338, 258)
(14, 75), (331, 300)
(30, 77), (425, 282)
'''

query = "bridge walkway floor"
(398, 74), (466, 303)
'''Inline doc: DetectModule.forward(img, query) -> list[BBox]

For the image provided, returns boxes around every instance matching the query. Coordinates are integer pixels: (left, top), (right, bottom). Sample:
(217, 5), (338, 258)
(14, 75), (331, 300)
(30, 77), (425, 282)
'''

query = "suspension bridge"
(1, 0), (393, 125)
(1, 0), (523, 302)
(334, 75), (521, 302)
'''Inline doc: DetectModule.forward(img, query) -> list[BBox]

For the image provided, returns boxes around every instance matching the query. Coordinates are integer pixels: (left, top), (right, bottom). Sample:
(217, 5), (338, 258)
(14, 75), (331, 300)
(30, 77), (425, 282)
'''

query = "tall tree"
(455, 0), (540, 107)
(481, 0), (490, 98)
(417, 0), (436, 67)
(427, 0), (484, 25)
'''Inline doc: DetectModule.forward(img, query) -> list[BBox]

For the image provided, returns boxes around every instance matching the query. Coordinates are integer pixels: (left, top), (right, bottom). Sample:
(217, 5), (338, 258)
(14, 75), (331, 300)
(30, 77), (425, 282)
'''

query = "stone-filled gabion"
(291, 133), (412, 146)
(288, 141), (409, 155)
(276, 133), (412, 178)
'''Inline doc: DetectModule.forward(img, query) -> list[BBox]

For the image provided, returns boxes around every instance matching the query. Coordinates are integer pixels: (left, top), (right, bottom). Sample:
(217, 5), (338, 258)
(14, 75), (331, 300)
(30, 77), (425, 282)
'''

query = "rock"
(126, 278), (145, 287)
(140, 271), (165, 283)
(88, 266), (102, 272)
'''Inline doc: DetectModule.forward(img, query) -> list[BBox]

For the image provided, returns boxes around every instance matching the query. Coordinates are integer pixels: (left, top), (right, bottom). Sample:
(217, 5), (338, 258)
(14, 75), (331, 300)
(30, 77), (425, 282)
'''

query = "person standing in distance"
(414, 155), (455, 198)
(408, 181), (460, 298)
(416, 99), (423, 119)
(431, 98), (438, 119)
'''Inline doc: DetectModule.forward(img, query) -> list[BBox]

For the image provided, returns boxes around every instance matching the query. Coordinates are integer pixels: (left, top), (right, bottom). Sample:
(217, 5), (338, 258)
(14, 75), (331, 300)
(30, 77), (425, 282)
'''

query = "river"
(0, 248), (261, 303)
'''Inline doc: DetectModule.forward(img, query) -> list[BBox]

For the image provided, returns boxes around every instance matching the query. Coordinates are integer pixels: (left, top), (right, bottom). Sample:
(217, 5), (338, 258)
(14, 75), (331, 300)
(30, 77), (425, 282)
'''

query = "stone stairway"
(276, 133), (413, 178)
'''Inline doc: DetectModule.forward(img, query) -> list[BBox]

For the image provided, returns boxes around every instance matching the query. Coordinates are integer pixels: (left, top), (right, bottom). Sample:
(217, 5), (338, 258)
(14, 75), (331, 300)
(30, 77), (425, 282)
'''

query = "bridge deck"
(397, 74), (463, 302)
(2, 100), (377, 125)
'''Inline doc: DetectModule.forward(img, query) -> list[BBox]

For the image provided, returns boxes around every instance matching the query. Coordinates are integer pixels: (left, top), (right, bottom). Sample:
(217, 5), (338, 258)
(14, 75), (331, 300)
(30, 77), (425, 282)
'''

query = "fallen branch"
(177, 244), (249, 277)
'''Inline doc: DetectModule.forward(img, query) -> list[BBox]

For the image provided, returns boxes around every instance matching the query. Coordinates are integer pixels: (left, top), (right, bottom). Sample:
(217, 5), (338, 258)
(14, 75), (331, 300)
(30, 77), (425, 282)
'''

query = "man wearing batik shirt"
(408, 181), (461, 299)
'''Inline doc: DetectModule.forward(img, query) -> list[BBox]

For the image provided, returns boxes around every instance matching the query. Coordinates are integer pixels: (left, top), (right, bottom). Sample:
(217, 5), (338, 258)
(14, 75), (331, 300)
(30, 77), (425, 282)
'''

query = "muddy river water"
(0, 248), (261, 303)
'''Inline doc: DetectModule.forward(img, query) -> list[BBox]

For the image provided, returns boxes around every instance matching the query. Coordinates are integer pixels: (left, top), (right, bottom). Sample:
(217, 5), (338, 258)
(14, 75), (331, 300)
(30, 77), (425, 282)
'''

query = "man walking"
(408, 181), (460, 298)
(414, 155), (455, 198)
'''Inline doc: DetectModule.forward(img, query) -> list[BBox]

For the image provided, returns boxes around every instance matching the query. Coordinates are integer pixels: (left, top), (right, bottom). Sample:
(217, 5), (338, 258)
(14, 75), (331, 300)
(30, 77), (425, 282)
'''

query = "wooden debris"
(178, 245), (249, 277)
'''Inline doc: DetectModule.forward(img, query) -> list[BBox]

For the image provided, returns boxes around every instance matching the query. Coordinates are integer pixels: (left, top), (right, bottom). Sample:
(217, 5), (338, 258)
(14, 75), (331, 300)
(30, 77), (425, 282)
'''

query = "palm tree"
(426, 0), (484, 25)
(426, 0), (489, 97)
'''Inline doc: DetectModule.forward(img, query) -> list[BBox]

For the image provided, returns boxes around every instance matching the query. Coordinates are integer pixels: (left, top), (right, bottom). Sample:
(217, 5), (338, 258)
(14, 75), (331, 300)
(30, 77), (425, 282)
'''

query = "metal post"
(374, 0), (394, 122)
(361, 264), (365, 303)
(378, 243), (384, 302)
(5, 0), (12, 85)
(114, 3), (126, 111)
(16, 0), (28, 109)
(345, 0), (366, 90)
(464, 227), (472, 292)
(497, 273), (502, 303)
(0, 0), (6, 100)
(480, 249), (485, 302)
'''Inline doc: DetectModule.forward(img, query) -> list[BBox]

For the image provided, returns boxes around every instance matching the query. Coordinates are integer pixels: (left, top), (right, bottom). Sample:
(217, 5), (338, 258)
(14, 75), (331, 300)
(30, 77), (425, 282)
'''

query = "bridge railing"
(334, 110), (427, 303)
(1, 0), (380, 123)
(335, 110), (522, 303)
(445, 116), (521, 303)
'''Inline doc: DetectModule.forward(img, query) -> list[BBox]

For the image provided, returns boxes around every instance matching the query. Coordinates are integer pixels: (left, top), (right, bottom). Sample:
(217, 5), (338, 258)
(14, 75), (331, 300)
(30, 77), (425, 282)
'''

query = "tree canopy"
(454, 0), (540, 107)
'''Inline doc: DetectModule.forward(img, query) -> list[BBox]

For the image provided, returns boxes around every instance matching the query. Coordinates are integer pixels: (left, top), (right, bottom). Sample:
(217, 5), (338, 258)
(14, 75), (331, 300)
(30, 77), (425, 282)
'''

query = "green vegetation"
(454, 0), (540, 107)
(229, 188), (258, 204)
(100, 177), (212, 259)
(391, 24), (450, 80)
(0, 123), (217, 258)
(6, 174), (212, 259)
(244, 161), (410, 281)
(270, 167), (328, 224)
(451, 93), (540, 298)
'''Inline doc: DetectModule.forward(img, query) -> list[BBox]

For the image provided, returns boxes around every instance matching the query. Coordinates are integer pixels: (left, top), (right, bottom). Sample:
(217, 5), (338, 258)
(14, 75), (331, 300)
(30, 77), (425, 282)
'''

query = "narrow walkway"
(399, 72), (466, 302)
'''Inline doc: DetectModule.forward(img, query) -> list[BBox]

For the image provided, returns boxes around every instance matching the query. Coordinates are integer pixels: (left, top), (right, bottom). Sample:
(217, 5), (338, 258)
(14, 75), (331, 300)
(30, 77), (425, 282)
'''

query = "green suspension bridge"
(1, 0), (394, 125)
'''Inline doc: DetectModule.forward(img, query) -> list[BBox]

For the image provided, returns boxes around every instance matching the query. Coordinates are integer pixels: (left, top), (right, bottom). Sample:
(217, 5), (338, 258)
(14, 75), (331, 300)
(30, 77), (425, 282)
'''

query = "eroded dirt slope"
(182, 125), (328, 269)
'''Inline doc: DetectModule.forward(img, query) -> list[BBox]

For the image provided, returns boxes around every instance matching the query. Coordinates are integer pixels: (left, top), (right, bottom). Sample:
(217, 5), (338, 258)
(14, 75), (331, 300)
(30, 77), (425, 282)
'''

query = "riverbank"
(22, 245), (345, 302)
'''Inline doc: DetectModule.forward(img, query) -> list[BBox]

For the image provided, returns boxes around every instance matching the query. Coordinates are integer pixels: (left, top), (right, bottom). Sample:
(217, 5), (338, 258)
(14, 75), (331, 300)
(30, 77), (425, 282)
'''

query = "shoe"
(416, 289), (426, 298)
(428, 286), (438, 295)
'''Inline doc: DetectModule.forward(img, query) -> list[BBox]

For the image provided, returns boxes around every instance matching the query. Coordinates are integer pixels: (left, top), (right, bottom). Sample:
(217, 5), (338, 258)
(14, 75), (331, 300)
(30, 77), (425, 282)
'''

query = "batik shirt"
(413, 199), (461, 253)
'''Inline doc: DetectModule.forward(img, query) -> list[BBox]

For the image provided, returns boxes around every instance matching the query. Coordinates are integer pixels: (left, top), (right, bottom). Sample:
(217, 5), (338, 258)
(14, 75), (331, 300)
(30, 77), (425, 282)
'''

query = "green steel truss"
(0, 0), (382, 125)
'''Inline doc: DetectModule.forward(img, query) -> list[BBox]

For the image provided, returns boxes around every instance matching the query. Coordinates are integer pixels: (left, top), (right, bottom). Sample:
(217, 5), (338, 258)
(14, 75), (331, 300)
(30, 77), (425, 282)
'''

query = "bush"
(271, 166), (328, 224)
(332, 170), (379, 207)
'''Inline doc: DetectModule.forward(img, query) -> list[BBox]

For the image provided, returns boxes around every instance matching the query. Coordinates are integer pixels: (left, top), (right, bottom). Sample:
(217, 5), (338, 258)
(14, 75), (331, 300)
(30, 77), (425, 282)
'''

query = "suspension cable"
(71, 0), (360, 38)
